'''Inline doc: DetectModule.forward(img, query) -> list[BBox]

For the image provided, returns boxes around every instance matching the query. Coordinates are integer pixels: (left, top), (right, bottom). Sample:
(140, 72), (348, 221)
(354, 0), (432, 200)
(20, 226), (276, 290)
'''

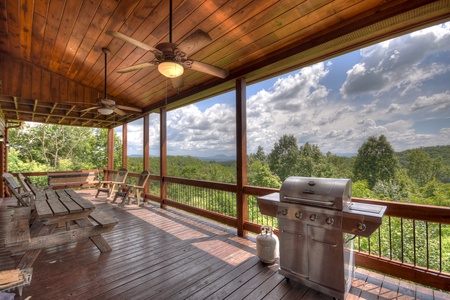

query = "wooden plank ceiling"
(0, 0), (449, 128)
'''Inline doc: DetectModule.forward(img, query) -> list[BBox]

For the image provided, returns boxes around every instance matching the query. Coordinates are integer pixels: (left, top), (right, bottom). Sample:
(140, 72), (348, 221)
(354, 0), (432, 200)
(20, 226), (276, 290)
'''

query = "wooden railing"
(10, 171), (450, 291)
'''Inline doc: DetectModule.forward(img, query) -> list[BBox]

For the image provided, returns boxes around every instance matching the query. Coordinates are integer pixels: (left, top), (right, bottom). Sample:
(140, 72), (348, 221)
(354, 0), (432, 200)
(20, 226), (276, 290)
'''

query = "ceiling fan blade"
(106, 31), (162, 54)
(81, 106), (100, 112)
(187, 60), (229, 78)
(171, 76), (184, 89)
(117, 62), (158, 73)
(177, 29), (212, 56)
(113, 107), (128, 116)
(116, 105), (143, 113)
(99, 98), (115, 106)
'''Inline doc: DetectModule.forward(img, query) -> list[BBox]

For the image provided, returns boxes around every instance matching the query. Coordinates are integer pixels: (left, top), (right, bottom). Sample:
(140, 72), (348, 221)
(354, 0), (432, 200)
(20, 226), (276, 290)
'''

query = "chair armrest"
(99, 181), (113, 184)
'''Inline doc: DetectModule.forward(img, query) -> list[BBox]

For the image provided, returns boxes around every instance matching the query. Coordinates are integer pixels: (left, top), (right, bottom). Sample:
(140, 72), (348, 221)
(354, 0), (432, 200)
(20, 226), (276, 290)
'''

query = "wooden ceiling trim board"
(63, 0), (102, 77)
(34, 0), (49, 19)
(59, 77), (68, 103)
(67, 46), (89, 80)
(77, 0), (102, 28)
(0, 1), (10, 53)
(72, 0), (121, 83)
(30, 12), (46, 64)
(40, 0), (66, 69)
(84, 0), (142, 87)
(19, 0), (34, 61)
(31, 64), (42, 100)
(21, 63), (32, 99)
(49, 0), (83, 73)
(6, 0), (19, 28)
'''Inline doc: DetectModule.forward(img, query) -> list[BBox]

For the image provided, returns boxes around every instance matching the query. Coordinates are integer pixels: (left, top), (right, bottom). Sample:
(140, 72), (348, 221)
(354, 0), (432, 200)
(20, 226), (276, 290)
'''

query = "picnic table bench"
(47, 171), (99, 189)
(2, 189), (117, 272)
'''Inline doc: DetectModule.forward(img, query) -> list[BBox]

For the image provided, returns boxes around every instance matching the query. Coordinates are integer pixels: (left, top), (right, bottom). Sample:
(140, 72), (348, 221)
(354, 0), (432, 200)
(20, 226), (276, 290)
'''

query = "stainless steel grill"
(257, 176), (386, 300)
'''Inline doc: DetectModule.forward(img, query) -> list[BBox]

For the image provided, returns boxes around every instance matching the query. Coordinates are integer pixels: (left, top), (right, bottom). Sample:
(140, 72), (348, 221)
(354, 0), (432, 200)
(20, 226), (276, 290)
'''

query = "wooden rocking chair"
(2, 173), (34, 207)
(113, 170), (150, 206)
(95, 168), (128, 199)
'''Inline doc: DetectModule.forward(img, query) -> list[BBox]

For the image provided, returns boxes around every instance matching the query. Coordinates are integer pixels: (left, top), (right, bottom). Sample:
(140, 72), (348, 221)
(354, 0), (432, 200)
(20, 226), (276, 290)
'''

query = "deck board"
(1, 189), (449, 300)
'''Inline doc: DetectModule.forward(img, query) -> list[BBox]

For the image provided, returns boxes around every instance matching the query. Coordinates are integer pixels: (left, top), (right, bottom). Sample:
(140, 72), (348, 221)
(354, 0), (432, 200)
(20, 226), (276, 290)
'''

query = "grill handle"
(283, 196), (335, 206)
(312, 239), (338, 247)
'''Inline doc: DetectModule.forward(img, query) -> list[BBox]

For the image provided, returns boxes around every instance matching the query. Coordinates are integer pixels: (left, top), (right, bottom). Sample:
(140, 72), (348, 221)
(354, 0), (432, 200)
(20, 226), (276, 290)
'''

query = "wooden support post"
(236, 78), (248, 237)
(143, 115), (150, 196)
(122, 123), (128, 168)
(160, 107), (167, 208)
(107, 128), (114, 171)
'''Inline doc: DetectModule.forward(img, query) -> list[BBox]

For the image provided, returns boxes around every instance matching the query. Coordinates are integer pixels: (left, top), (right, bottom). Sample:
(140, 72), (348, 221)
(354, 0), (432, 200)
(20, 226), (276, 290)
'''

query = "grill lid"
(280, 176), (351, 210)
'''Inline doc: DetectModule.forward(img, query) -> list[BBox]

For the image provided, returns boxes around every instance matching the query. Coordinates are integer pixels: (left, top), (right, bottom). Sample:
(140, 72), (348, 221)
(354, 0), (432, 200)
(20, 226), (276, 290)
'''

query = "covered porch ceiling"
(0, 0), (449, 128)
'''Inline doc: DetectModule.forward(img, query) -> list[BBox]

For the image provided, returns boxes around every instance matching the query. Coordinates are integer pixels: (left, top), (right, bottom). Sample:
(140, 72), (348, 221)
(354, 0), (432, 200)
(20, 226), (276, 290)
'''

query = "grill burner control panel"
(277, 202), (343, 229)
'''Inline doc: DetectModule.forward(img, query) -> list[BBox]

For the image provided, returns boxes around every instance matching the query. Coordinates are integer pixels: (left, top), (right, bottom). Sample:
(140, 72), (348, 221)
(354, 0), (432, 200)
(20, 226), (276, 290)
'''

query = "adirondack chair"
(18, 173), (52, 197)
(95, 168), (128, 199)
(113, 170), (150, 206)
(2, 173), (34, 206)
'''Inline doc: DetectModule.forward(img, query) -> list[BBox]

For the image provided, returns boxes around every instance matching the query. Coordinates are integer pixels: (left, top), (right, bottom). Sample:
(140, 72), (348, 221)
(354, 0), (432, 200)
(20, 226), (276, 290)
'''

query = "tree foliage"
(353, 135), (398, 189)
(8, 123), (122, 172)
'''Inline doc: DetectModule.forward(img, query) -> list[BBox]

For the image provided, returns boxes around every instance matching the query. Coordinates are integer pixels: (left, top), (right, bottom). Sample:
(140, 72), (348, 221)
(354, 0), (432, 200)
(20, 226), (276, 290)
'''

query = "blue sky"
(122, 22), (450, 157)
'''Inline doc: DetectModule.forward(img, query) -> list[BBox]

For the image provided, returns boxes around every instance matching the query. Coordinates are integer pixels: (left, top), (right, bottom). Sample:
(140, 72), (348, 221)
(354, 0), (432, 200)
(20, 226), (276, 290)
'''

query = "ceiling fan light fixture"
(97, 107), (114, 115)
(158, 61), (184, 78)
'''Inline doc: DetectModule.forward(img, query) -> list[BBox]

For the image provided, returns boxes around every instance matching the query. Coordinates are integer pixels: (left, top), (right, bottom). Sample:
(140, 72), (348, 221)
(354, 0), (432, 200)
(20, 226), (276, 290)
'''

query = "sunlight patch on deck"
(193, 240), (254, 266)
(124, 207), (209, 240)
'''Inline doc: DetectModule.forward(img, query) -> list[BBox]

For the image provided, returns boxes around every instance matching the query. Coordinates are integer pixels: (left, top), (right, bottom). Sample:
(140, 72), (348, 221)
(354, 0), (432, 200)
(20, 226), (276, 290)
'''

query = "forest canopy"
(8, 123), (450, 207)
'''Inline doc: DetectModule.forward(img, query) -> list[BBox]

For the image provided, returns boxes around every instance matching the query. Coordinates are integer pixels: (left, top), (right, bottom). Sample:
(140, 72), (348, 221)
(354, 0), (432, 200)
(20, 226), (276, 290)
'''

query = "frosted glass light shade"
(158, 61), (184, 78)
(97, 107), (114, 115)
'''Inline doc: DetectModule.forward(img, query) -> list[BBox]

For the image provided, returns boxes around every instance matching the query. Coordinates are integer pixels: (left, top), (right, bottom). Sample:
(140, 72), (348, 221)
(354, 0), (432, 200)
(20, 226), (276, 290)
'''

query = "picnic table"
(2, 189), (117, 270)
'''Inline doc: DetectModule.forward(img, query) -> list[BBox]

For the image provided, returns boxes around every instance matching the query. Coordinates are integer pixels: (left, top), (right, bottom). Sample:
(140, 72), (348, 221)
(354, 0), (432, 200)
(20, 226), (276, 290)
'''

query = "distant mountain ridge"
(128, 145), (450, 164)
(128, 154), (236, 162)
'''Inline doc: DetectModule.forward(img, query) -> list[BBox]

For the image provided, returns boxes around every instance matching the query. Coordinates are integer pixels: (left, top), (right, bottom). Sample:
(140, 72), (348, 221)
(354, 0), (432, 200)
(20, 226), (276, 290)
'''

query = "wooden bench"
(47, 172), (99, 189)
(1, 207), (31, 248)
(0, 208), (33, 296)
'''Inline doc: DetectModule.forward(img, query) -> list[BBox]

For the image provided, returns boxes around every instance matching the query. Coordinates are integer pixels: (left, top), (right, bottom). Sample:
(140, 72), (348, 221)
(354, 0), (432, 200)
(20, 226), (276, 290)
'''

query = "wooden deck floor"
(1, 189), (449, 300)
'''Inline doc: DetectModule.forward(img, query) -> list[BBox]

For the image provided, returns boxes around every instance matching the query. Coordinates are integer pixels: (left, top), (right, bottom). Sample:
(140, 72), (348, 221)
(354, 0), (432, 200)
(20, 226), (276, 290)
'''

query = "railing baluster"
(401, 218), (404, 263)
(426, 221), (429, 269)
(378, 226), (381, 257)
(413, 220), (416, 266)
(439, 223), (442, 272)
(389, 216), (392, 260)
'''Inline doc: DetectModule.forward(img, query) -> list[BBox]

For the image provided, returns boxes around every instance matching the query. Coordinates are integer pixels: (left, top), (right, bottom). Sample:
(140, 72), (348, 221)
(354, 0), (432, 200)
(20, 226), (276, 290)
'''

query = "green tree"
(353, 135), (398, 189)
(248, 161), (281, 188)
(8, 123), (122, 172)
(407, 149), (434, 187)
(268, 134), (301, 181)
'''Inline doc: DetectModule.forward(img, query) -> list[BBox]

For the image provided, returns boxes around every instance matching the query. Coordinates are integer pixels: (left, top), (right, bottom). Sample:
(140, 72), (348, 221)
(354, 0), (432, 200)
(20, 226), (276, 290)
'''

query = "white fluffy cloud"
(126, 22), (450, 157)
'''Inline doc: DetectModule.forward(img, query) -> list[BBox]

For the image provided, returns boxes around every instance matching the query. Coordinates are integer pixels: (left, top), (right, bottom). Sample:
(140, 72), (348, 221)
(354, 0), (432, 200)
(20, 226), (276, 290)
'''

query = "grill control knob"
(357, 222), (367, 232)
(326, 217), (334, 225)
(282, 209), (288, 216)
(295, 211), (302, 219)
(309, 214), (317, 221)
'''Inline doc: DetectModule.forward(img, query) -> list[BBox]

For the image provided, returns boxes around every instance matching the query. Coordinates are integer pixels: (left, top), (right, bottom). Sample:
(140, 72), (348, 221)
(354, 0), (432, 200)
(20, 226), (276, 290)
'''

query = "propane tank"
(256, 226), (279, 264)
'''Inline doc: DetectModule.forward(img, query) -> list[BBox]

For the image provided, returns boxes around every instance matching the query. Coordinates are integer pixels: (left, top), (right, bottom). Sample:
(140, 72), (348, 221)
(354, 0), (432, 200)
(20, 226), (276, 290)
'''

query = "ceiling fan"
(106, 0), (229, 89)
(81, 48), (143, 116)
